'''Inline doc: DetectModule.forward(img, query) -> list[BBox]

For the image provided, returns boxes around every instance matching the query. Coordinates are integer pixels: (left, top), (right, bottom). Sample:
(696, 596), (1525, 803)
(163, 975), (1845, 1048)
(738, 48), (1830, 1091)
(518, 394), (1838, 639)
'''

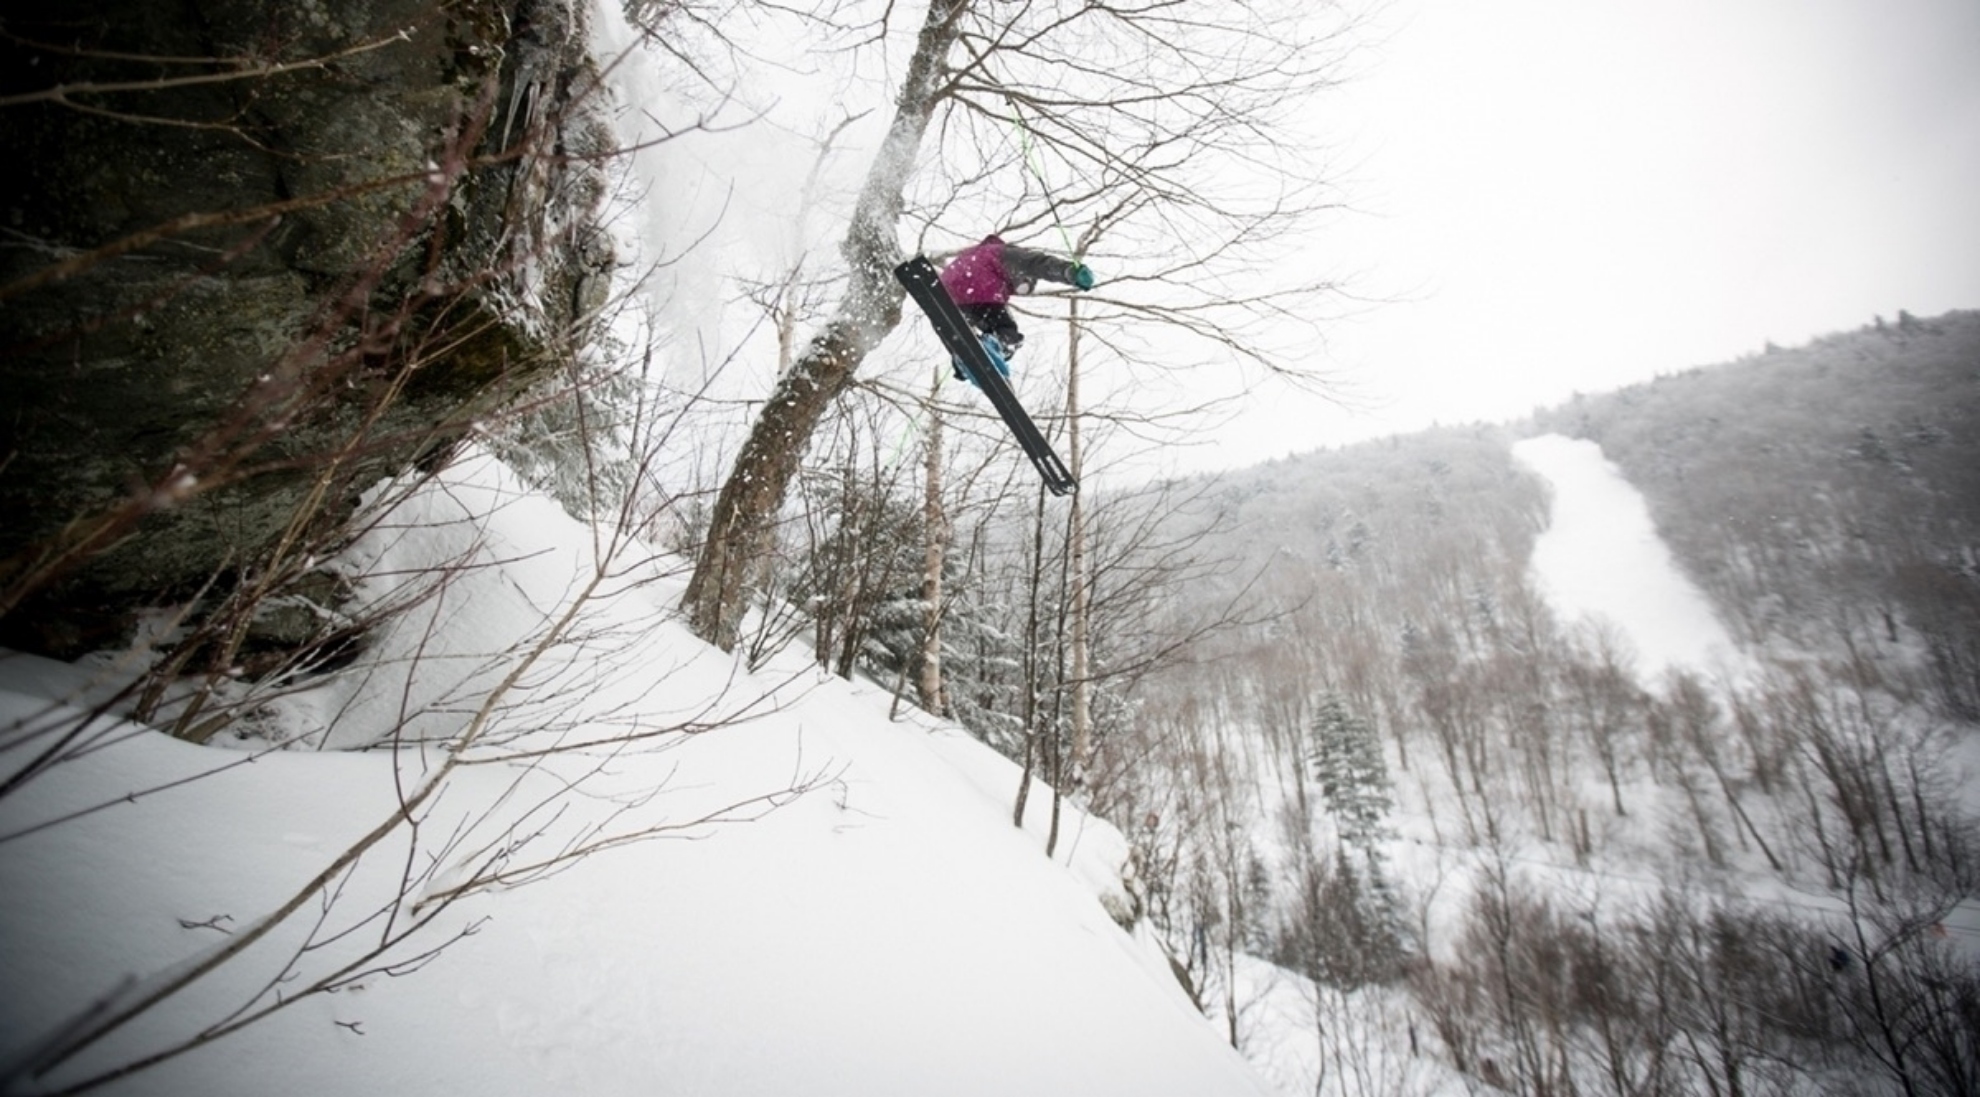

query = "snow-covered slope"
(1512, 434), (1751, 686)
(0, 452), (1272, 1097)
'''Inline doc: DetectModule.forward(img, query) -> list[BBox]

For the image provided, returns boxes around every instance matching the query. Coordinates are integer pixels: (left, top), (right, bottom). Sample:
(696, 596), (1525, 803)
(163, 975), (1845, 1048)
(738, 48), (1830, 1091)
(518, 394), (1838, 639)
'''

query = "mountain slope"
(1092, 310), (1980, 1096)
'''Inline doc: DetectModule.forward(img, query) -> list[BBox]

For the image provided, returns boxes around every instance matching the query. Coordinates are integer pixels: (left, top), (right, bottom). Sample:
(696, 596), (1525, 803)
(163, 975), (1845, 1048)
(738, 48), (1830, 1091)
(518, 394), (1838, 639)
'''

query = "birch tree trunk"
(1067, 297), (1092, 780)
(917, 369), (949, 713)
(682, 0), (968, 650)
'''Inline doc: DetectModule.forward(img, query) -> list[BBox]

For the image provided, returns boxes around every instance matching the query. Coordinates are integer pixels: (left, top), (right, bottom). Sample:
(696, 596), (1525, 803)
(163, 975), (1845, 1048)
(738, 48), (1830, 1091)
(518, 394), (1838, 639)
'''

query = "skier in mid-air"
(892, 239), (1094, 495)
(936, 234), (1096, 381)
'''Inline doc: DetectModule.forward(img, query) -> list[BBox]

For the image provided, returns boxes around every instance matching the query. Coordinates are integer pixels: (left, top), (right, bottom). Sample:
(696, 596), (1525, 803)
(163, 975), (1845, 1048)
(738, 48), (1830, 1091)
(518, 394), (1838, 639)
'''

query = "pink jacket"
(939, 235), (1082, 306)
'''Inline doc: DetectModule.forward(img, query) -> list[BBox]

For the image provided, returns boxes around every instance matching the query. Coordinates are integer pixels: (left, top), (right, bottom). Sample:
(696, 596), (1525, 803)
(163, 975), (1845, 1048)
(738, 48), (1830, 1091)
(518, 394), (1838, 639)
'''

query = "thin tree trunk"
(1066, 298), (1091, 782)
(917, 370), (948, 713)
(1013, 481), (1050, 830)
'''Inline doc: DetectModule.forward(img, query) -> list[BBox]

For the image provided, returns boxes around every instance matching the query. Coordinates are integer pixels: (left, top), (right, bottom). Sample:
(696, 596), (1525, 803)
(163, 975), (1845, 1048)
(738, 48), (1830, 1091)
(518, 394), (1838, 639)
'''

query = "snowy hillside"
(4, 421), (1974, 1097)
(1102, 408), (1979, 1096)
(0, 452), (1272, 1097)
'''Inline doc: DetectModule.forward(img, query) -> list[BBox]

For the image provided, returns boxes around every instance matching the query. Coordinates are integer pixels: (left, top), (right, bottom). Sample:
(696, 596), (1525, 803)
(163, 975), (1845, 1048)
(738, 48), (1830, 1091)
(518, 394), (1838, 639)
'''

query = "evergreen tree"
(1293, 692), (1408, 984)
(1276, 849), (1404, 989)
(1309, 693), (1393, 853)
(941, 583), (1027, 755)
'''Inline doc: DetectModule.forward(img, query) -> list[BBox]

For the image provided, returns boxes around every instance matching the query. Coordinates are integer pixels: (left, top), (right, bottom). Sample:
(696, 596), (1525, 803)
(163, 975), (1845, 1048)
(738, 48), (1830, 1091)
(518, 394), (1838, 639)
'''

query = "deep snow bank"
(0, 451), (1270, 1097)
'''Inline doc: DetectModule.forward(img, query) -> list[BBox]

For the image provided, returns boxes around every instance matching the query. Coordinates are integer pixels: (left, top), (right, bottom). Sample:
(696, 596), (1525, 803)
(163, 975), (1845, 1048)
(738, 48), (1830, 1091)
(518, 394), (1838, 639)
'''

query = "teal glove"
(1072, 264), (1096, 290)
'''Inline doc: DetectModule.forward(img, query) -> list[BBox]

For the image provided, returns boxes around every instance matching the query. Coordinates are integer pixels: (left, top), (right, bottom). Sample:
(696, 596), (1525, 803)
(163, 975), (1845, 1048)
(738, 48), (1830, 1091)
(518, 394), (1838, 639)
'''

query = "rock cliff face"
(0, 0), (615, 658)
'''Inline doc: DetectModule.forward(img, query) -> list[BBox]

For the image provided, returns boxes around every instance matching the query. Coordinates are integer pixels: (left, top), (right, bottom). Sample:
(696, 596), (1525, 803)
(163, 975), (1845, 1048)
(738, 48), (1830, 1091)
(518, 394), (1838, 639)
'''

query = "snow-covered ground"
(0, 452), (1273, 1096)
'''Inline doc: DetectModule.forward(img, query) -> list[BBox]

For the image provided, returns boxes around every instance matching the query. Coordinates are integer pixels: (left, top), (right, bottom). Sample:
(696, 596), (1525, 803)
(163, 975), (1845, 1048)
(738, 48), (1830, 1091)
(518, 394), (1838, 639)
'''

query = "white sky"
(609, 1), (1980, 479)
(1193, 0), (1980, 471)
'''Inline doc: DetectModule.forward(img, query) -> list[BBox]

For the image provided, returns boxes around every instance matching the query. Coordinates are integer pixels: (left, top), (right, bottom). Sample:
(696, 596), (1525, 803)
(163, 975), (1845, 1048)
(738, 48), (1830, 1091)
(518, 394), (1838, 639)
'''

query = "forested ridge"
(1067, 309), (1980, 1095)
(1539, 310), (1980, 710)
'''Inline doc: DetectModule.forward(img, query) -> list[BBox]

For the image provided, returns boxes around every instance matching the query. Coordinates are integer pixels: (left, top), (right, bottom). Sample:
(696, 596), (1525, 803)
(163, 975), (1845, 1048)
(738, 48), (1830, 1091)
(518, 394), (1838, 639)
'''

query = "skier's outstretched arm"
(1003, 245), (1095, 290)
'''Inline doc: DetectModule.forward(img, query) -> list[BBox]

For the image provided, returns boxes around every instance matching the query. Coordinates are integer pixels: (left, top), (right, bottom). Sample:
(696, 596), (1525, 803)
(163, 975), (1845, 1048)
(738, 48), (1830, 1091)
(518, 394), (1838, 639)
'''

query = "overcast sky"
(616, 1), (1980, 478)
(1187, 0), (1980, 471)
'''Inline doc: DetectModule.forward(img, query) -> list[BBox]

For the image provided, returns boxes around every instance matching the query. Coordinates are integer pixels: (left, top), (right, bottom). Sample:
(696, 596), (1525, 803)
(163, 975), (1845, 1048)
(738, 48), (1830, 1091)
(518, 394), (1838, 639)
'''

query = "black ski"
(894, 255), (1077, 496)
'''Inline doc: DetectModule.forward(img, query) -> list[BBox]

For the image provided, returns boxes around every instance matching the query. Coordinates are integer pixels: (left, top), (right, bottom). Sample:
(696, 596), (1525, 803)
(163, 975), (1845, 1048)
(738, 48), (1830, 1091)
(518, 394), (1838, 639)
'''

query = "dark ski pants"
(960, 304), (1023, 354)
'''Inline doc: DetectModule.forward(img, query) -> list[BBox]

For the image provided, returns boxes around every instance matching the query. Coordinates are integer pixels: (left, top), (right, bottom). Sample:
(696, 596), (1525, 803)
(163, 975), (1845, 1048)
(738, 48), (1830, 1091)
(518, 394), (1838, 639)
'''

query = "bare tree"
(916, 370), (953, 714)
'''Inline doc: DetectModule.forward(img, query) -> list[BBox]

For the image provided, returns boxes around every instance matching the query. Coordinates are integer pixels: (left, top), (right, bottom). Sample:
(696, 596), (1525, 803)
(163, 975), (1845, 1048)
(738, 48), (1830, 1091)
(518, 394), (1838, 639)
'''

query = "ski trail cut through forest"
(1512, 434), (1748, 689)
